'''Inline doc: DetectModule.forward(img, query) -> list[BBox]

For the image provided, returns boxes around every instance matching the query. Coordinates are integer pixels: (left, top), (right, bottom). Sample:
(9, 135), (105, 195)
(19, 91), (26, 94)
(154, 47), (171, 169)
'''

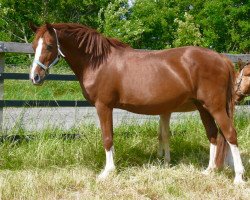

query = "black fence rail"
(2, 72), (77, 81)
(0, 72), (90, 108)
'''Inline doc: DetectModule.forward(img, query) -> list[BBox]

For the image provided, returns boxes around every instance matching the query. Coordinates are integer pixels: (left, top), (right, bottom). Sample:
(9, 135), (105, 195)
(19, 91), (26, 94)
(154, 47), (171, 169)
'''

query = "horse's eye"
(46, 44), (53, 51)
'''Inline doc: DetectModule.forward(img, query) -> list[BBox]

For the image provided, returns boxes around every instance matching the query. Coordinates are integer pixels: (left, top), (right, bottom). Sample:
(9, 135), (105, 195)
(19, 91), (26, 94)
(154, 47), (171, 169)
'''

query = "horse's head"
(29, 23), (65, 85)
(235, 61), (250, 102)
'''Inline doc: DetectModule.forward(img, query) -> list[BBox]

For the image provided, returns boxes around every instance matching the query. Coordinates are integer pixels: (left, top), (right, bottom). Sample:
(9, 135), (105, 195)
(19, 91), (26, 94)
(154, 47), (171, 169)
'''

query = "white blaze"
(30, 38), (43, 80)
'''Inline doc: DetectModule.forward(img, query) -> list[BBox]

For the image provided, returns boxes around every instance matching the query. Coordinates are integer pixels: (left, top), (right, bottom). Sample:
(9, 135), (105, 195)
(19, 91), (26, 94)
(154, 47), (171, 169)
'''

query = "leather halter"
(33, 28), (65, 71)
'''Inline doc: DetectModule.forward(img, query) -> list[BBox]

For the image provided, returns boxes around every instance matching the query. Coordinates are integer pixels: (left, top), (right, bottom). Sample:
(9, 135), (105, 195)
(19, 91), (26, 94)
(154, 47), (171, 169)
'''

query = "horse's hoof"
(233, 176), (245, 185)
(97, 167), (115, 181)
(201, 169), (212, 175)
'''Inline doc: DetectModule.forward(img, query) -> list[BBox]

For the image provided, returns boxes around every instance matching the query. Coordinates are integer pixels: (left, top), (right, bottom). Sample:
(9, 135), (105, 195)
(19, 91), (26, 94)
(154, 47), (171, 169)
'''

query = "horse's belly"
(172, 101), (196, 112)
(117, 94), (192, 115)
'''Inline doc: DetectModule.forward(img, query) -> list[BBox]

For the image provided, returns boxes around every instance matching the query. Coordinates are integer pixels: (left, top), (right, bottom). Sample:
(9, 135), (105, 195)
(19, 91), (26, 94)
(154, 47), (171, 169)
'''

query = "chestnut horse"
(235, 61), (250, 102)
(29, 23), (244, 184)
(158, 61), (250, 172)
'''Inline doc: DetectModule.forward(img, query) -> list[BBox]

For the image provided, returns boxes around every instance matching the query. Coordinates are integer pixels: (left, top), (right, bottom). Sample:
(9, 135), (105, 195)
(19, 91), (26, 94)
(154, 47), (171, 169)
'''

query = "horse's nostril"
(34, 74), (40, 82)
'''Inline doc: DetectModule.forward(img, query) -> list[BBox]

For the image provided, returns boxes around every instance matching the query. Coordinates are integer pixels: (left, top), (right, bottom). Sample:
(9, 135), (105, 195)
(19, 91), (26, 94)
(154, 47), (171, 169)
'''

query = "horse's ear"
(29, 22), (38, 33)
(45, 22), (54, 34)
(237, 59), (245, 71)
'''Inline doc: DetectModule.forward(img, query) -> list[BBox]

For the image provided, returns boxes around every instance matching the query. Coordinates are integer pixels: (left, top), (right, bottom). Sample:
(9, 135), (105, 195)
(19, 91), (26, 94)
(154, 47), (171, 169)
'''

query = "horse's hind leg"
(211, 110), (244, 184)
(158, 113), (171, 164)
(195, 103), (218, 174)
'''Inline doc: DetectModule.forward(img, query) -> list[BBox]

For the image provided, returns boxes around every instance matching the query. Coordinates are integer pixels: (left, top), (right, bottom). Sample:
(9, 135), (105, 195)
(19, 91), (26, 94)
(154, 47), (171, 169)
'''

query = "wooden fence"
(0, 41), (250, 130)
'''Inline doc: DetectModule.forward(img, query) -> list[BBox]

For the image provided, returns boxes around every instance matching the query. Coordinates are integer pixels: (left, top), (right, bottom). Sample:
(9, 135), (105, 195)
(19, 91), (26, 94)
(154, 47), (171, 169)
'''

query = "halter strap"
(33, 28), (65, 71)
(53, 28), (65, 58)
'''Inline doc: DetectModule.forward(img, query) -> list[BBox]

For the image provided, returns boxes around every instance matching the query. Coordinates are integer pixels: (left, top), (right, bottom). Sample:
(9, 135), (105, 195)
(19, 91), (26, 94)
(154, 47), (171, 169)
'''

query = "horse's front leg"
(96, 103), (115, 180)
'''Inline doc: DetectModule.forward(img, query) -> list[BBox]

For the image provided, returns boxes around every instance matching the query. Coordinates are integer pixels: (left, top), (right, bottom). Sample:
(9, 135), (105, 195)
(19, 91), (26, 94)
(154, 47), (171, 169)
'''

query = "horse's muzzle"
(31, 74), (44, 85)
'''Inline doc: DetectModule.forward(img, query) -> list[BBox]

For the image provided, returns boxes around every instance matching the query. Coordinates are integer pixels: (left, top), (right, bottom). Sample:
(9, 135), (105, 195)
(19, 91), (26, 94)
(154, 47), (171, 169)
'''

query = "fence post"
(0, 52), (4, 132)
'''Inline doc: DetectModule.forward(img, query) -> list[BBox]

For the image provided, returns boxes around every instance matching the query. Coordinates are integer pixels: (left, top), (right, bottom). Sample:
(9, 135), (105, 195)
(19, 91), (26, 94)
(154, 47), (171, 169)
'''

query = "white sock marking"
(228, 143), (244, 184)
(30, 38), (43, 80)
(98, 146), (115, 179)
(203, 143), (216, 175)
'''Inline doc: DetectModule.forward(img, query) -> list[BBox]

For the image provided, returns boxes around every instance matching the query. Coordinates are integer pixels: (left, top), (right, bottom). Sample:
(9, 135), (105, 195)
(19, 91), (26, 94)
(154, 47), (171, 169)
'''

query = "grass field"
(0, 114), (249, 199)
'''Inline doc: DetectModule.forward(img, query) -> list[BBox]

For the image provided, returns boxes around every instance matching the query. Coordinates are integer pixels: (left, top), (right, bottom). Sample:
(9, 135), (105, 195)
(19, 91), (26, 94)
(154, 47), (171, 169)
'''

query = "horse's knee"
(226, 134), (238, 145)
(103, 136), (113, 150)
(222, 127), (237, 145)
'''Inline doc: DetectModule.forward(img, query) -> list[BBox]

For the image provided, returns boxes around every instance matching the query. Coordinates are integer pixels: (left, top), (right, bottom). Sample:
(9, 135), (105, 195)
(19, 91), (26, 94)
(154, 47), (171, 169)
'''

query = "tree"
(0, 0), (110, 65)
(173, 12), (204, 47)
(130, 0), (179, 49)
(197, 0), (250, 53)
(0, 0), (110, 43)
(98, 0), (145, 47)
(0, 0), (249, 54)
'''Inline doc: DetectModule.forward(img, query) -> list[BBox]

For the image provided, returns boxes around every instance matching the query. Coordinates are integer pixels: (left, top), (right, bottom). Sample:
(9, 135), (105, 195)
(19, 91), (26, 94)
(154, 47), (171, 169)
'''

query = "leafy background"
(0, 0), (249, 66)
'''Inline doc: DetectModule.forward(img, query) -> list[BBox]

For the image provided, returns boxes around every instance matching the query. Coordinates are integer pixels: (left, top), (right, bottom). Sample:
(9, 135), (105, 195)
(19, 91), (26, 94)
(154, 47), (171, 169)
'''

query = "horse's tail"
(215, 55), (236, 168)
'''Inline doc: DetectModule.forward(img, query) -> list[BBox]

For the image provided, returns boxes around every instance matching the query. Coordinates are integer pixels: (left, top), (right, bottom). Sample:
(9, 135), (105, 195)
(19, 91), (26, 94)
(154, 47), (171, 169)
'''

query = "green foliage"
(98, 0), (145, 47)
(197, 0), (250, 53)
(0, 0), (249, 67)
(0, 0), (110, 43)
(130, 0), (179, 49)
(0, 0), (110, 66)
(173, 12), (204, 47)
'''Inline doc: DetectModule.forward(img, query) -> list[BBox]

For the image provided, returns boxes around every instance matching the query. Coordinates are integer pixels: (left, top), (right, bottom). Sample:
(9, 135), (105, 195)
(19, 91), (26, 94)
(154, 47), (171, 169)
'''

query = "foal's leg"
(195, 103), (218, 174)
(158, 114), (171, 164)
(212, 110), (244, 184)
(96, 103), (115, 179)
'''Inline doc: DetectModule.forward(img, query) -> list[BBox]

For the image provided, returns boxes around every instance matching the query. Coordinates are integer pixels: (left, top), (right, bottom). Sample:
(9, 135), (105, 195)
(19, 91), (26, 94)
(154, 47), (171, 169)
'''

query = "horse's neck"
(59, 37), (104, 103)
(60, 38), (89, 79)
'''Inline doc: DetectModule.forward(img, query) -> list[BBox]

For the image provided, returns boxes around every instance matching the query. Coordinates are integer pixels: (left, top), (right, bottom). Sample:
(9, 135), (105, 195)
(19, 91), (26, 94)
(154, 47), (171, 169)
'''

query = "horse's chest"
(81, 79), (99, 104)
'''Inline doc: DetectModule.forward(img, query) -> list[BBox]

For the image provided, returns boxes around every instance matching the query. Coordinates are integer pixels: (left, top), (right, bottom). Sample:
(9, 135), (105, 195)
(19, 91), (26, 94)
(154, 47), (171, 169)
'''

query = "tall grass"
(0, 114), (249, 199)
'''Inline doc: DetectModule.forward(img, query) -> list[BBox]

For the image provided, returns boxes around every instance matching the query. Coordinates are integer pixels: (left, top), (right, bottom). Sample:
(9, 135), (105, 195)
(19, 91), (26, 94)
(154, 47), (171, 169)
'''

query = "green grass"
(0, 115), (249, 199)
(4, 65), (83, 100)
(4, 80), (83, 100)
